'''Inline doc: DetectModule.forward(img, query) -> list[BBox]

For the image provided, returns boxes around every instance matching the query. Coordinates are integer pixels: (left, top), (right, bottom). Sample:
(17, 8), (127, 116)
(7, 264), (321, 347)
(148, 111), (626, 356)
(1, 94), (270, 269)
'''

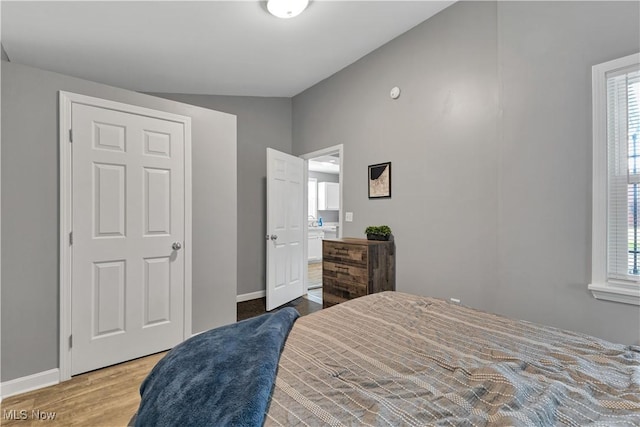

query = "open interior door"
(266, 148), (305, 311)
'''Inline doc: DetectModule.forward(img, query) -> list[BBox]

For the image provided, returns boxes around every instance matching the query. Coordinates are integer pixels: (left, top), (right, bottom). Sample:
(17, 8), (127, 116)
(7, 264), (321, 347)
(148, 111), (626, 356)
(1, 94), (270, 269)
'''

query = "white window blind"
(607, 67), (640, 283)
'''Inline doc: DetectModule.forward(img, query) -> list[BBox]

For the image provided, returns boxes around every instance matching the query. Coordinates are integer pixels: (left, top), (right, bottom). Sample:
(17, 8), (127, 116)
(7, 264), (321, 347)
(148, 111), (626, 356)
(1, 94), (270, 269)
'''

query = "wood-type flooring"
(1, 296), (321, 426)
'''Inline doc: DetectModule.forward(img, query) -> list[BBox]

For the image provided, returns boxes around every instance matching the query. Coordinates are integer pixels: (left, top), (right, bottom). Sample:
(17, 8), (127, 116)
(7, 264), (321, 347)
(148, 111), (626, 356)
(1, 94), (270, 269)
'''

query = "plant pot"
(367, 233), (389, 241)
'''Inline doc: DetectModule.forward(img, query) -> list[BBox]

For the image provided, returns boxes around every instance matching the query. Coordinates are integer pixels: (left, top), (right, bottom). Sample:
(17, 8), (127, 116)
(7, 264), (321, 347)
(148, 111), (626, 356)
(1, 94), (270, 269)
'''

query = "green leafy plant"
(365, 225), (392, 237)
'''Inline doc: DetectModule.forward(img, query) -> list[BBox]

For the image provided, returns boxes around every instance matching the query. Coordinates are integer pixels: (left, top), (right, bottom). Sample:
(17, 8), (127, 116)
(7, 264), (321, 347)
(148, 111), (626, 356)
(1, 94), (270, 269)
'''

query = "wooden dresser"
(322, 238), (395, 308)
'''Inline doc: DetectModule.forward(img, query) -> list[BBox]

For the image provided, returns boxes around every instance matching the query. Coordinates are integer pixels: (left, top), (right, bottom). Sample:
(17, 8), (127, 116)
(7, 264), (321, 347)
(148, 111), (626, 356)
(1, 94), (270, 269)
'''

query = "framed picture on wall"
(368, 162), (391, 199)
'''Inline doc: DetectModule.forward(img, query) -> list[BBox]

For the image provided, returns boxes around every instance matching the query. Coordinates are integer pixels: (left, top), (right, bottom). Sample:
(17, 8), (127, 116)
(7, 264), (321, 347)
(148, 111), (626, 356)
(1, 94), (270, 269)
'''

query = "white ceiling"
(309, 154), (340, 174)
(1, 1), (454, 97)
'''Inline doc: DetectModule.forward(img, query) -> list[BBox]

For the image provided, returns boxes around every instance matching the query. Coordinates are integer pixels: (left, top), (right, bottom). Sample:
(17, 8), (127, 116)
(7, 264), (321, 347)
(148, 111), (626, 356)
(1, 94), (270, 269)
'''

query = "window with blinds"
(607, 67), (640, 282)
(590, 53), (640, 305)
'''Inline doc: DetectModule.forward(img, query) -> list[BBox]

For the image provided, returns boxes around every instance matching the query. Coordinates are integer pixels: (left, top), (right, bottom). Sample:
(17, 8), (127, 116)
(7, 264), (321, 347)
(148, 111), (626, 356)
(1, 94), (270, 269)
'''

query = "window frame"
(590, 52), (640, 305)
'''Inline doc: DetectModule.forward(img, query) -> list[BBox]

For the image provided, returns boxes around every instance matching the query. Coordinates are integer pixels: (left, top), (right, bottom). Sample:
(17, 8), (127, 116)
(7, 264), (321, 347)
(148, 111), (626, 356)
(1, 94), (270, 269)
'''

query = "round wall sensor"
(390, 86), (401, 99)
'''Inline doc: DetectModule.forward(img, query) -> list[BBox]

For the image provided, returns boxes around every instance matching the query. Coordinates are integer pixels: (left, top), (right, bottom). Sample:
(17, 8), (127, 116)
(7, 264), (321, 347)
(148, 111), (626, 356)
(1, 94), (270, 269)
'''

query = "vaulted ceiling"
(1, 1), (454, 97)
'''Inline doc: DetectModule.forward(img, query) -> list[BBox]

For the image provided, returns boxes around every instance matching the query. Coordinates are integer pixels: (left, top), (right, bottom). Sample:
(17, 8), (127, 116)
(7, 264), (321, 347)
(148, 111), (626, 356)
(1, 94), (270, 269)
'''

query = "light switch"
(345, 212), (353, 222)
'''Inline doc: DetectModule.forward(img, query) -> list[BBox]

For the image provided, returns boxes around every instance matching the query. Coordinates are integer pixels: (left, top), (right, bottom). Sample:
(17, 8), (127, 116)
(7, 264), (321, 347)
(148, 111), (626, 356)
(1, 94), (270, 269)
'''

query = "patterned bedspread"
(265, 292), (640, 426)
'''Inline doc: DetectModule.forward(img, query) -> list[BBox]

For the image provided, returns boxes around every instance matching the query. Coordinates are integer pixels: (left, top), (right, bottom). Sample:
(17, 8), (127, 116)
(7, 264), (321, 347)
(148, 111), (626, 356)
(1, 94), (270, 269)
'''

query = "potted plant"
(365, 225), (392, 241)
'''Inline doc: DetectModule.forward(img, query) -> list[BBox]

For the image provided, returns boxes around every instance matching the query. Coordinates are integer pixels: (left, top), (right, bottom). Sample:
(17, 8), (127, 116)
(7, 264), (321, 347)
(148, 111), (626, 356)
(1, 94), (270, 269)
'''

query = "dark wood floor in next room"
(237, 295), (322, 321)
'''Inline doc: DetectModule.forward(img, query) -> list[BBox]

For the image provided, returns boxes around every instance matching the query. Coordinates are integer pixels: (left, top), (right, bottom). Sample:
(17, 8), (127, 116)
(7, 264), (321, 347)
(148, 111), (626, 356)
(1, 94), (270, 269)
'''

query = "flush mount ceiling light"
(267, 0), (310, 19)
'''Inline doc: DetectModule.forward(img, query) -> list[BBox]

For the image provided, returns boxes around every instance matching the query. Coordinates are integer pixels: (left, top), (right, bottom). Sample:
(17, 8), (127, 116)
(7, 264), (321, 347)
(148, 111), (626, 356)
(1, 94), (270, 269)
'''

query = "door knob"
(270, 234), (278, 240)
(172, 242), (182, 250)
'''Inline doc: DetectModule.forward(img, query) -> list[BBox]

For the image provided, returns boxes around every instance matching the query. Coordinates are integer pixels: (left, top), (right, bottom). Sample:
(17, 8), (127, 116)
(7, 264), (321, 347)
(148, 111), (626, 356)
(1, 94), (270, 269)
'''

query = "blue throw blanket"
(135, 308), (300, 427)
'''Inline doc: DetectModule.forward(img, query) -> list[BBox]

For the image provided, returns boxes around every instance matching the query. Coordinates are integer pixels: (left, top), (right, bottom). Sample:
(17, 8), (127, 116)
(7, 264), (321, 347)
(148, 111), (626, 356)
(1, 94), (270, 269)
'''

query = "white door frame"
(58, 91), (192, 381)
(299, 144), (344, 287)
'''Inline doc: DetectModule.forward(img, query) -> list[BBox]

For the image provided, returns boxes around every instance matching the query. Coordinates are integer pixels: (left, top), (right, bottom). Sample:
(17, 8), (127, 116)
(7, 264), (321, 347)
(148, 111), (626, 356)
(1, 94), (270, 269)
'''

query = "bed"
(135, 291), (640, 426)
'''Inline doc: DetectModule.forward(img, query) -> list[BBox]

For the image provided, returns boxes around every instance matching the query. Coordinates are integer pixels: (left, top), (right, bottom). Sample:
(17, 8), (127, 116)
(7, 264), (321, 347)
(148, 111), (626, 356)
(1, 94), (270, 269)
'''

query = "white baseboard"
(236, 290), (266, 302)
(306, 293), (322, 305)
(1, 369), (60, 400)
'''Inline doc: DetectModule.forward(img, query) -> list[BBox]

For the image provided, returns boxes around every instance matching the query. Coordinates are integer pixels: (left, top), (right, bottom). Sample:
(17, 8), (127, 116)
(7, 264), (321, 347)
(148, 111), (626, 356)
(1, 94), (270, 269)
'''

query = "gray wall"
(147, 94), (292, 297)
(495, 1), (640, 343)
(1, 62), (238, 382)
(1, 44), (9, 61)
(292, 1), (640, 344)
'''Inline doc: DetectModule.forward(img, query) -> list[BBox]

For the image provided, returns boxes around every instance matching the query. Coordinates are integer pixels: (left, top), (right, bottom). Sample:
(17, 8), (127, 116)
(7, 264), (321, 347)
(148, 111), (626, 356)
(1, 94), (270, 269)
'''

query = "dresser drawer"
(323, 260), (368, 285)
(323, 278), (366, 308)
(322, 293), (343, 308)
(323, 242), (367, 266)
(322, 277), (366, 296)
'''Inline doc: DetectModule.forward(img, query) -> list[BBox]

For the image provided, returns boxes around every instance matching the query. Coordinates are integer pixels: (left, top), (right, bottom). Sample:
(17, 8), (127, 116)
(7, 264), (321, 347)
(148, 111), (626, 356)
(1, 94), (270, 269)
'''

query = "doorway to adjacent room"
(301, 145), (343, 306)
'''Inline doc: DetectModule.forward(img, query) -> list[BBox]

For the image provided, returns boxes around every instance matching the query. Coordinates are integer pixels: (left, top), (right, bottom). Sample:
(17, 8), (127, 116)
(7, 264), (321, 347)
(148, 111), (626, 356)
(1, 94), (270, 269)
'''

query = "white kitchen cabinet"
(323, 228), (337, 240)
(308, 229), (324, 261)
(318, 182), (339, 210)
